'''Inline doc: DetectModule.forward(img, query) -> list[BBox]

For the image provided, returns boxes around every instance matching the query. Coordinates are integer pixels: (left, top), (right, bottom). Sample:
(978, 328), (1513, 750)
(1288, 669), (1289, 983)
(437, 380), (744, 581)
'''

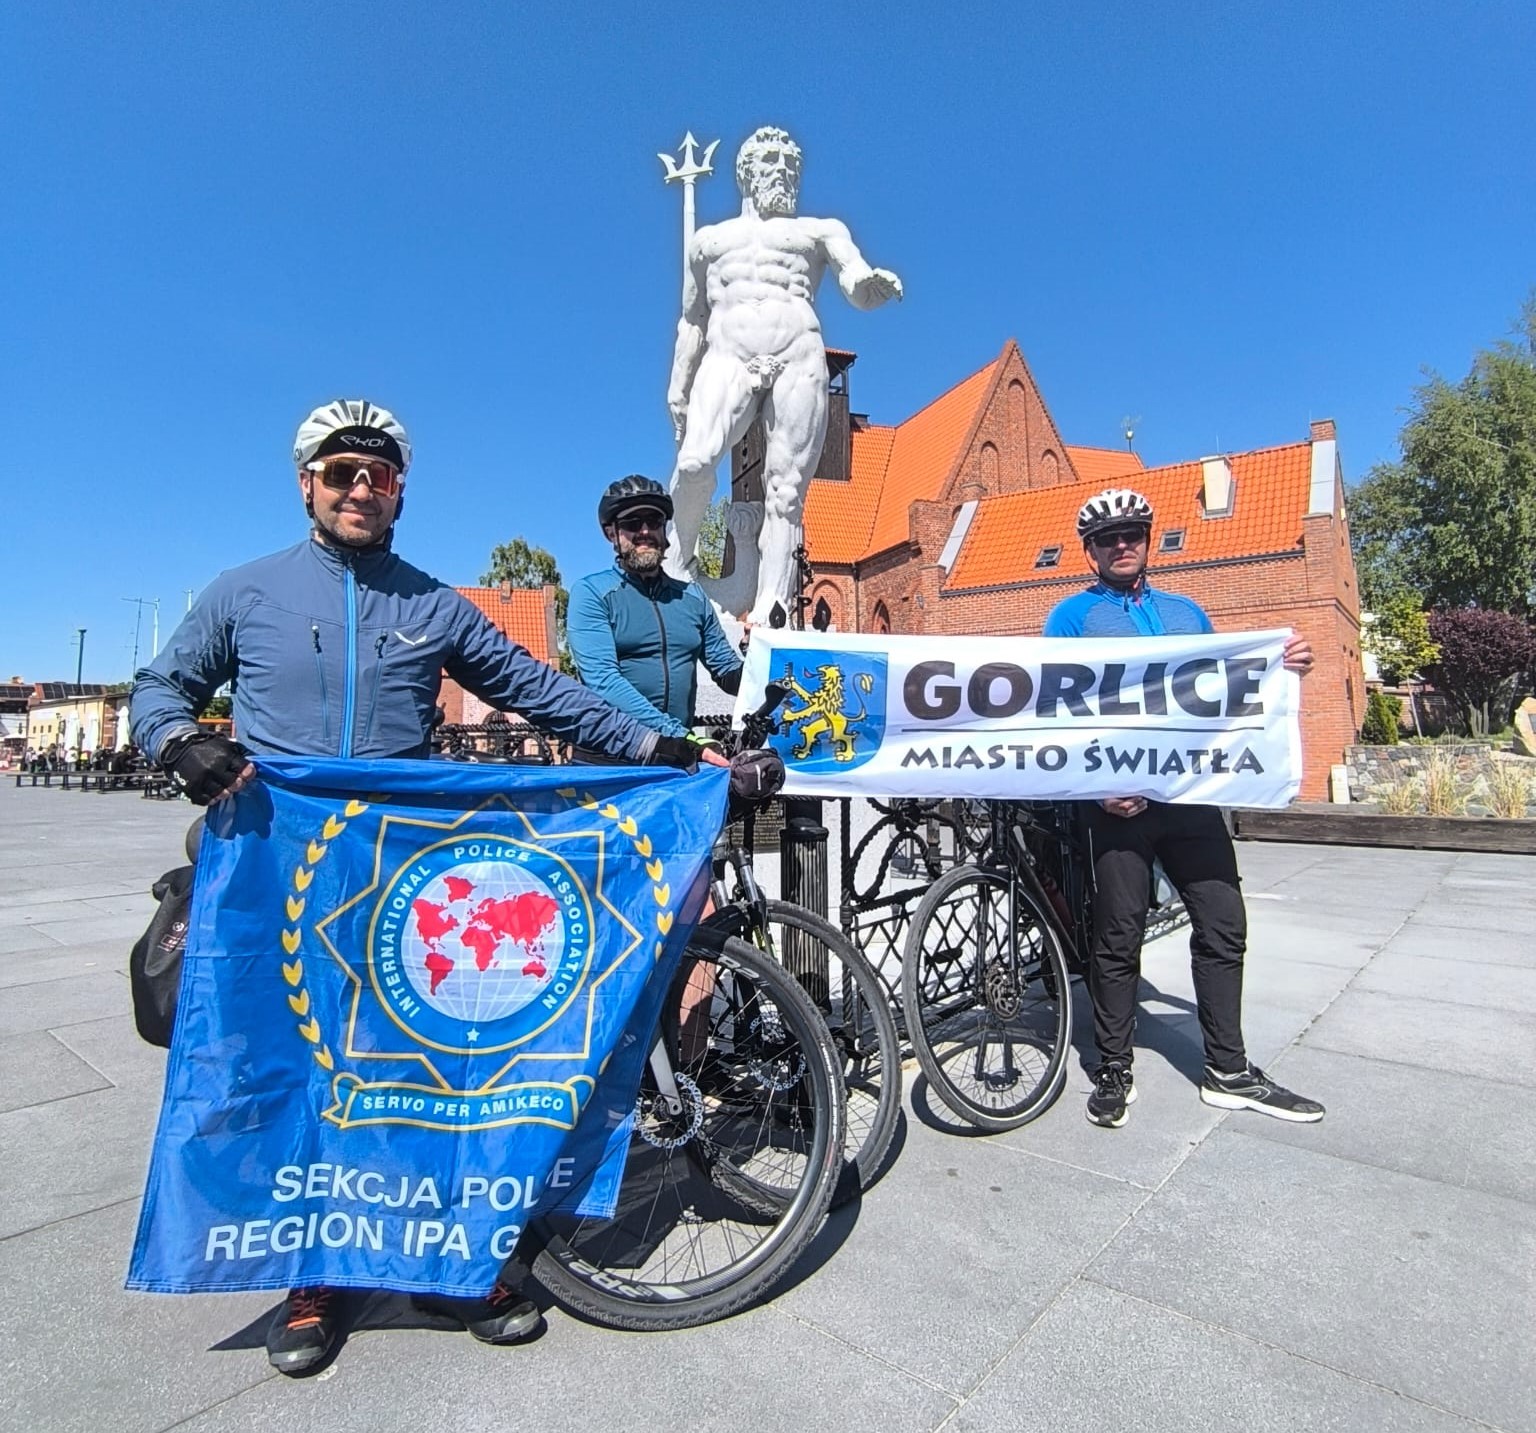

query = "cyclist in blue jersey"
(133, 403), (705, 1375)
(567, 476), (744, 759)
(1044, 487), (1325, 1131)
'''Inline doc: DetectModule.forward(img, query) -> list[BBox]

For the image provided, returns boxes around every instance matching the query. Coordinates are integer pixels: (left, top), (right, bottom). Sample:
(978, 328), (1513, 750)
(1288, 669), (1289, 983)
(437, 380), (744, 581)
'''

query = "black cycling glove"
(160, 731), (251, 806)
(648, 734), (702, 771)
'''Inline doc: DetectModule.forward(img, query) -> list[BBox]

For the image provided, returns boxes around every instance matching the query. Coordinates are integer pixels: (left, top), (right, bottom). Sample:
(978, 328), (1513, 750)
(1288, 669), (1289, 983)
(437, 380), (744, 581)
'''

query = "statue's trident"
(658, 131), (719, 304)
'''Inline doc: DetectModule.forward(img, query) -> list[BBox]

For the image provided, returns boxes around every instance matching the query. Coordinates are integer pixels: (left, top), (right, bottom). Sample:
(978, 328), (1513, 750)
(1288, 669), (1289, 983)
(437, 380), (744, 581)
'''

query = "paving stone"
(1354, 948), (1536, 1015)
(1384, 924), (1534, 968)
(0, 1030), (111, 1114)
(771, 1100), (1146, 1394)
(0, 1083), (161, 1238)
(1408, 900), (1536, 938)
(1090, 1130), (1536, 1432)
(1232, 1044), (1536, 1207)
(0, 944), (121, 989)
(0, 1200), (276, 1433)
(954, 1279), (1487, 1433)
(0, 969), (133, 1036)
(1305, 986), (1536, 1087)
(50, 1014), (168, 1092)
(173, 1300), (958, 1433)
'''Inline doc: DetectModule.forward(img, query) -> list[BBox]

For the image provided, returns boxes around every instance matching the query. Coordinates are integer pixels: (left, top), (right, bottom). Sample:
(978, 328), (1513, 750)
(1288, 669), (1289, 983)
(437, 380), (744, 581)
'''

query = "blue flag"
(127, 756), (728, 1296)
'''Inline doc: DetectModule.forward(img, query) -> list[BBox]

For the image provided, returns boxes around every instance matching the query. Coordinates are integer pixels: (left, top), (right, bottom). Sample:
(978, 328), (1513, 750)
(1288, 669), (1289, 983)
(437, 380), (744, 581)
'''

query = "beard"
(617, 536), (665, 574)
(750, 171), (798, 217)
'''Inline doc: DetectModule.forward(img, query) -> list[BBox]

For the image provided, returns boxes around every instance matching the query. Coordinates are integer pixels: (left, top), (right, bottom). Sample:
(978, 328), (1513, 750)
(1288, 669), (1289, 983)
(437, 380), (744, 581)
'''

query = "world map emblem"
(362, 835), (594, 1054)
(403, 861), (563, 1021)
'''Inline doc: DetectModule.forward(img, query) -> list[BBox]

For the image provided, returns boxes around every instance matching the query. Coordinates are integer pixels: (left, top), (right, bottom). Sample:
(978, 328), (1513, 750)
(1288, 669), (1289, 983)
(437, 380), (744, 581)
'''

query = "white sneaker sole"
(1086, 1081), (1137, 1127)
(1200, 1087), (1324, 1122)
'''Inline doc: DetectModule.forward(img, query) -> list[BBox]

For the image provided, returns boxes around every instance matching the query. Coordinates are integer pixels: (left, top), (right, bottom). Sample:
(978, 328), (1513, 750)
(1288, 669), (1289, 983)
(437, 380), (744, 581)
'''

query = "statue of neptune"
(664, 126), (902, 624)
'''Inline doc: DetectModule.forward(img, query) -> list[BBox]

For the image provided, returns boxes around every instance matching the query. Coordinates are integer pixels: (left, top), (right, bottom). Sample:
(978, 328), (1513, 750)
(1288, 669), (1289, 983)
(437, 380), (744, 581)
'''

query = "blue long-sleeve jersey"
(1043, 579), (1214, 640)
(132, 538), (656, 764)
(566, 563), (743, 737)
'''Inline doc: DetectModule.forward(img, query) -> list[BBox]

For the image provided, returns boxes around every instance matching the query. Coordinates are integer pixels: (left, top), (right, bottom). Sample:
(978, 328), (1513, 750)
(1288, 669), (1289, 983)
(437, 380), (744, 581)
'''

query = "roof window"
(1035, 545), (1062, 569)
(1159, 529), (1186, 554)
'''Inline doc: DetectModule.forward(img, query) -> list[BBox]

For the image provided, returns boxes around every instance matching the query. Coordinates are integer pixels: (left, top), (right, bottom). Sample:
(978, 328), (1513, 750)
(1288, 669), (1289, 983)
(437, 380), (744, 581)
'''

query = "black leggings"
(1084, 801), (1247, 1075)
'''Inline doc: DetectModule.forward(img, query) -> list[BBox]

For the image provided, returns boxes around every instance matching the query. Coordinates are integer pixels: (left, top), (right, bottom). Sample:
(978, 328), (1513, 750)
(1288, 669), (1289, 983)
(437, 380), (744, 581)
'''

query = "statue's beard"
(751, 174), (798, 216)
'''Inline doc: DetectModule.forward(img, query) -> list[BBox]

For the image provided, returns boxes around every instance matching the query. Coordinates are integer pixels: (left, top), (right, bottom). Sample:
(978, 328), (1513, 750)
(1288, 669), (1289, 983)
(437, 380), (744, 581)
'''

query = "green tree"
(481, 537), (574, 676)
(695, 499), (729, 580)
(1363, 594), (1439, 685)
(1360, 689), (1401, 745)
(1350, 297), (1536, 614)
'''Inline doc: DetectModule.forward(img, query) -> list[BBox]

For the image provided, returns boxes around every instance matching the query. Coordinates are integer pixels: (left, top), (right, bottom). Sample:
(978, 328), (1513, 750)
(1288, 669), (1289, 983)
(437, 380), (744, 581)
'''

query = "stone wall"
(1345, 743), (1536, 810)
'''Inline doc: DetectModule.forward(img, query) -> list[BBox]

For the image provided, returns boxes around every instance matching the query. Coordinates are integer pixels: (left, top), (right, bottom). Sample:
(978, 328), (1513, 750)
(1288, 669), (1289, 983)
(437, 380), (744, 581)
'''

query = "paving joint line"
(1217, 1121), (1536, 1208)
(769, 1304), (964, 1401)
(45, 1025), (124, 1088)
(1078, 1277), (1518, 1433)
(0, 1193), (140, 1244)
(153, 1372), (285, 1433)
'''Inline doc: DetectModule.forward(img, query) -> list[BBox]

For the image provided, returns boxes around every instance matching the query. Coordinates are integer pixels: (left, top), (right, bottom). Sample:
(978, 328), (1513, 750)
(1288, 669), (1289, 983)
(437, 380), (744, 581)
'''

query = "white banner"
(735, 629), (1302, 807)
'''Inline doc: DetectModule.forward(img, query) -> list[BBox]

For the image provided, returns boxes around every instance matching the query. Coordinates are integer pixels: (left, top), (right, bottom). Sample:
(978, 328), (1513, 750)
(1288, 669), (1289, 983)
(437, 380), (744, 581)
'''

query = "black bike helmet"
(598, 475), (674, 530)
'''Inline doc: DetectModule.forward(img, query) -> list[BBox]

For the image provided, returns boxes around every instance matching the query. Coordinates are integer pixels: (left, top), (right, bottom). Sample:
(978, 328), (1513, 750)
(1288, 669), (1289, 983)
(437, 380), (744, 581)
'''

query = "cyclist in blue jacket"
(566, 476), (743, 760)
(133, 402), (704, 1375)
(1044, 487), (1325, 1131)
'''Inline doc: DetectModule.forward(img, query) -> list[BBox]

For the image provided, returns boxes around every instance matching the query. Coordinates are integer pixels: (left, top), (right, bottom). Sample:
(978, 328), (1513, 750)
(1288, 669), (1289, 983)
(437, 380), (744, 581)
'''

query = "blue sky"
(2, 1), (1531, 682)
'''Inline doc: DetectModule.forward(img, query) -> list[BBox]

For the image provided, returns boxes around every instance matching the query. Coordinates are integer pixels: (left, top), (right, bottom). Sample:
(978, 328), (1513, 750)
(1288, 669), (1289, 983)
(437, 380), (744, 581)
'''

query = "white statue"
(663, 126), (902, 624)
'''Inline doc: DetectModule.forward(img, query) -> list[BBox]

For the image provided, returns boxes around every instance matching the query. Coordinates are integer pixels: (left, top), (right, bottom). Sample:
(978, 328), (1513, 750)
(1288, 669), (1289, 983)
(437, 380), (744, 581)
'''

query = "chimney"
(1310, 418), (1336, 443)
(499, 581), (512, 601)
(1200, 455), (1235, 518)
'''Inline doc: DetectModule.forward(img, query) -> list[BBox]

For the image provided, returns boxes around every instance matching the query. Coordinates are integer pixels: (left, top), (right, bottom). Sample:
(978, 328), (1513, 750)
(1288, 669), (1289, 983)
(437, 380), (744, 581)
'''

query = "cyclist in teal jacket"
(567, 476), (743, 755)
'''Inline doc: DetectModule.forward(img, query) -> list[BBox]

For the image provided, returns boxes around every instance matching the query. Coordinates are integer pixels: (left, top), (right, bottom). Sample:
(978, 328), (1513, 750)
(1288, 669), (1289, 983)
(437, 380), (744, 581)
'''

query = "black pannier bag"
(128, 865), (195, 1048)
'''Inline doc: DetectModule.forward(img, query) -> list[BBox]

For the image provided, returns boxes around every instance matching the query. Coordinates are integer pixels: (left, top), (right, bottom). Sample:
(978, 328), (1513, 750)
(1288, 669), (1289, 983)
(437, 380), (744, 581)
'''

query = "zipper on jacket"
(340, 566), (358, 757)
(643, 584), (671, 717)
(362, 632), (387, 748)
(311, 625), (331, 746)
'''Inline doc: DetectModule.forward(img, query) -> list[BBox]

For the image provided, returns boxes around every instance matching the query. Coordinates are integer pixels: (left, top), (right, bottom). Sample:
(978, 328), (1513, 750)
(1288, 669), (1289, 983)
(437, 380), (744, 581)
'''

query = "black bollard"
(780, 796), (830, 999)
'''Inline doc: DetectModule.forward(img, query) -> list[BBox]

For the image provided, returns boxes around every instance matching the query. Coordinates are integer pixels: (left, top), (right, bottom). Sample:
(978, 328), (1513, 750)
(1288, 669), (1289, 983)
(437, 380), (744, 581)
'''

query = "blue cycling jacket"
(566, 563), (743, 737)
(1043, 579), (1214, 640)
(132, 538), (656, 764)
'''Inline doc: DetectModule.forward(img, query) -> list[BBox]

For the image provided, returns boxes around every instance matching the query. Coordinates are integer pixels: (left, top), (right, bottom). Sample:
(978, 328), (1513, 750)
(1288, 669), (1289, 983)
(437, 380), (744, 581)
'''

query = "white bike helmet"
(1076, 487), (1154, 541)
(293, 399), (412, 474)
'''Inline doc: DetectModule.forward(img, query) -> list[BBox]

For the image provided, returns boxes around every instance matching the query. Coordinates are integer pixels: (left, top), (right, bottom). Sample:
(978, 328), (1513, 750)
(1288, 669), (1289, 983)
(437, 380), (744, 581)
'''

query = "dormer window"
(1035, 545), (1062, 569)
(1159, 529), (1186, 554)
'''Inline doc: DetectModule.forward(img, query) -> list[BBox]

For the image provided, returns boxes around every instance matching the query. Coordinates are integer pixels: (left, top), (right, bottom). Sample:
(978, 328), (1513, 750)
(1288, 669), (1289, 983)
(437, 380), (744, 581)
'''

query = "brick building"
(769, 341), (1364, 800)
(437, 583), (561, 723)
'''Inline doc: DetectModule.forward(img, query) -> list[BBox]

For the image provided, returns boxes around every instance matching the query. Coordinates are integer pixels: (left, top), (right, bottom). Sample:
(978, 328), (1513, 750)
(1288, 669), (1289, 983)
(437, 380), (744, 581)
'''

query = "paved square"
(0, 784), (1529, 1432)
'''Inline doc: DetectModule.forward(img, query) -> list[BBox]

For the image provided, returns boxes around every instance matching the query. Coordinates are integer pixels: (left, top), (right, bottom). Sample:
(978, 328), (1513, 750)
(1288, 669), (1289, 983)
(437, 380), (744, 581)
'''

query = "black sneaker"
(266, 1287), (339, 1374)
(1086, 1061), (1138, 1128)
(414, 1279), (543, 1344)
(1201, 1063), (1325, 1122)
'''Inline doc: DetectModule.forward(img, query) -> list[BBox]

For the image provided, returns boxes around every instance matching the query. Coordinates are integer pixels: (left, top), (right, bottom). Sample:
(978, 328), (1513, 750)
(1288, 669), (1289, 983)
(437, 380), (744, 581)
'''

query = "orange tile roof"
(1062, 445), (1145, 485)
(804, 359), (998, 564)
(455, 585), (557, 664)
(946, 442), (1315, 591)
(804, 422), (896, 563)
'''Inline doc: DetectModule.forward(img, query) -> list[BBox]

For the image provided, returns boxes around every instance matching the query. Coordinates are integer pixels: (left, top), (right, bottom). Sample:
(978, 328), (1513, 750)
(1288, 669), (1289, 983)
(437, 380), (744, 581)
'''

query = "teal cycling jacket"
(566, 563), (743, 737)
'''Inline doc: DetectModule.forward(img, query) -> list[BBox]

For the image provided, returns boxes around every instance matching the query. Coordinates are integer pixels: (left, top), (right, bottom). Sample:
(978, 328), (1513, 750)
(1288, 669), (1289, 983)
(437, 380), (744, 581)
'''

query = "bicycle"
(438, 747), (847, 1329)
(704, 687), (902, 1203)
(900, 800), (1075, 1131)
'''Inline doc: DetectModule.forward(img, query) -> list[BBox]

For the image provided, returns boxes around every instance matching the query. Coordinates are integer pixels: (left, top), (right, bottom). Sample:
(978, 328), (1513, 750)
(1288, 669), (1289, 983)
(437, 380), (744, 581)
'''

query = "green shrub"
(1361, 690), (1402, 745)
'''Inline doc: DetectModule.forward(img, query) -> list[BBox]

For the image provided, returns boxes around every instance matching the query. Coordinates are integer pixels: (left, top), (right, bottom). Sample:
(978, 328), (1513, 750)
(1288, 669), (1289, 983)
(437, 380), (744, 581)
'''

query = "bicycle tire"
(710, 900), (901, 1201)
(901, 865), (1072, 1132)
(530, 928), (845, 1330)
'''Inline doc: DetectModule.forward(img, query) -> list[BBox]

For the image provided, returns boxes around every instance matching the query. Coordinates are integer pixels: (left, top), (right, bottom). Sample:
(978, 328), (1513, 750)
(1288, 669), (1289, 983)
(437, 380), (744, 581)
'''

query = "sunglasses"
(616, 511), (667, 533)
(1090, 526), (1149, 550)
(307, 456), (401, 498)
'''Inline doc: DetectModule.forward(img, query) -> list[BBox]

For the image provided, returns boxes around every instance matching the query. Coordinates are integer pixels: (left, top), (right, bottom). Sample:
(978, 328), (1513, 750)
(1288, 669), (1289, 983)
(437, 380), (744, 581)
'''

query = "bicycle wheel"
(901, 865), (1071, 1131)
(531, 928), (845, 1330)
(711, 900), (901, 1201)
